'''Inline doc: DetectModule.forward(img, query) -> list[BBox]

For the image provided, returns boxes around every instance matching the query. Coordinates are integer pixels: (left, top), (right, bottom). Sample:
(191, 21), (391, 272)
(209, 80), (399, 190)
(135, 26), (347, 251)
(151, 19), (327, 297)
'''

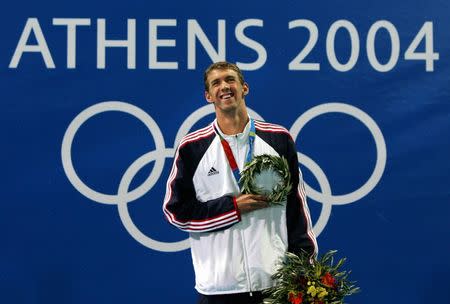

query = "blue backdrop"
(1, 1), (449, 303)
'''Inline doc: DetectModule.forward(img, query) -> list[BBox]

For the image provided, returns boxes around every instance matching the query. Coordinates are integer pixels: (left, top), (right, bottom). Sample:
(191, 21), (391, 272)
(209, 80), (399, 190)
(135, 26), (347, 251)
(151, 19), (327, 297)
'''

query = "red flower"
(321, 272), (336, 288)
(288, 291), (303, 304)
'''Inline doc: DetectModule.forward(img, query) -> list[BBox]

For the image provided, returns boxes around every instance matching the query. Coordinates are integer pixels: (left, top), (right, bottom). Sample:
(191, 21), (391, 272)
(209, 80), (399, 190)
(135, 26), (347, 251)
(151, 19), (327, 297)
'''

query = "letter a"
(9, 18), (55, 68)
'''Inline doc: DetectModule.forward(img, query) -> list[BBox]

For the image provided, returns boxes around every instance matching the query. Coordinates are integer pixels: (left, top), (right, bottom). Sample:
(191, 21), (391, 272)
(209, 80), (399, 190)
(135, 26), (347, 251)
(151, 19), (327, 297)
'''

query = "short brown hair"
(204, 61), (245, 91)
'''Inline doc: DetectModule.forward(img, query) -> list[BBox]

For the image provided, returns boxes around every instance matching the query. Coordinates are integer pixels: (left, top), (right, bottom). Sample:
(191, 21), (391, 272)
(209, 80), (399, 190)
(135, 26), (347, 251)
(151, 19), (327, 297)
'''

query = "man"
(163, 61), (317, 304)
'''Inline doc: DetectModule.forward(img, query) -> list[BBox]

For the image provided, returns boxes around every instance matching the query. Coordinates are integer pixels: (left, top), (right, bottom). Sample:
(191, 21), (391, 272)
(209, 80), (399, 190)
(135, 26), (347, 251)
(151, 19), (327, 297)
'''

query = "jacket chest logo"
(207, 167), (219, 176)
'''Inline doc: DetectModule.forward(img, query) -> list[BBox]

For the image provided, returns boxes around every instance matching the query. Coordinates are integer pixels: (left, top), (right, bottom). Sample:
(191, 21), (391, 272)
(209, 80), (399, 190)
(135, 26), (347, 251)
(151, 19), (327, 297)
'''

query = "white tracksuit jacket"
(163, 118), (317, 295)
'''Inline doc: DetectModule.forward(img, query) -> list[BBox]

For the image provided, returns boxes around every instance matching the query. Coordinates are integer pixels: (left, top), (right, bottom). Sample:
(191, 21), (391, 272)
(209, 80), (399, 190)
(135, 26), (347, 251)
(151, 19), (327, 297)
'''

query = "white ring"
(298, 152), (333, 237)
(290, 102), (387, 205)
(61, 101), (166, 205)
(117, 149), (191, 252)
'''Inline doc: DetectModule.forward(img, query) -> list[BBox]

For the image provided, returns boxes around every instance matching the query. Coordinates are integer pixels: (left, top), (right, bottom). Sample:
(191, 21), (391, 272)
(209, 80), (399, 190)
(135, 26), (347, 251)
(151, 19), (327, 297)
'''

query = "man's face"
(204, 69), (249, 113)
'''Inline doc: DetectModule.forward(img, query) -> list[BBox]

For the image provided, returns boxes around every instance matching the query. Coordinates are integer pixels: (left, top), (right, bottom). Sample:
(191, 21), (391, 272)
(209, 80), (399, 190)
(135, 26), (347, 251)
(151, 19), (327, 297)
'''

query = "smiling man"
(163, 61), (317, 304)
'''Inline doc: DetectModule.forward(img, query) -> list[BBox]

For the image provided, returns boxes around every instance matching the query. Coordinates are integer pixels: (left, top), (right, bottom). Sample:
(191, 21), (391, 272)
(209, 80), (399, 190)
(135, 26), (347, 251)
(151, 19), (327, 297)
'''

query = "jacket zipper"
(240, 230), (253, 296)
(235, 135), (253, 295)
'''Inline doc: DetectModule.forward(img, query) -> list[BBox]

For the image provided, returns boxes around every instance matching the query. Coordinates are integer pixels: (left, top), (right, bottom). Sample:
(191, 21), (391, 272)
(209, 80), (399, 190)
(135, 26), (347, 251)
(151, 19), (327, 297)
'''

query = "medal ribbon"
(214, 118), (256, 187)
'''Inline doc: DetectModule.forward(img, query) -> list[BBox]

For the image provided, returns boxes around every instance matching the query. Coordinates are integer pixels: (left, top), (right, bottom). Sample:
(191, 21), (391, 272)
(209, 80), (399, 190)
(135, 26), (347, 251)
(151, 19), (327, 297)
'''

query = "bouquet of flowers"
(263, 250), (360, 304)
(240, 154), (292, 203)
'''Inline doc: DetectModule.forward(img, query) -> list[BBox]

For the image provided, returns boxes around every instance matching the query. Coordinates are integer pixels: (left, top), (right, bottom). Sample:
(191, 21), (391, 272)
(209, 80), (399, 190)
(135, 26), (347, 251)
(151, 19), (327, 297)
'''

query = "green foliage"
(240, 154), (292, 203)
(263, 250), (360, 304)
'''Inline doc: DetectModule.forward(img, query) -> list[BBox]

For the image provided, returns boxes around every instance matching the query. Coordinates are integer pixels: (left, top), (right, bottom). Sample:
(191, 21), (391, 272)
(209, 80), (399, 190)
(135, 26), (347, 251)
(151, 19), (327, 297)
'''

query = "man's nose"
(220, 82), (230, 91)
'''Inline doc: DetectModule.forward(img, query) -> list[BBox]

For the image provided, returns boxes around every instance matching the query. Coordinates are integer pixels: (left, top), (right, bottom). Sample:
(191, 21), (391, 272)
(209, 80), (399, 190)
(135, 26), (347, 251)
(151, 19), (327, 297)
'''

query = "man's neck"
(216, 109), (249, 135)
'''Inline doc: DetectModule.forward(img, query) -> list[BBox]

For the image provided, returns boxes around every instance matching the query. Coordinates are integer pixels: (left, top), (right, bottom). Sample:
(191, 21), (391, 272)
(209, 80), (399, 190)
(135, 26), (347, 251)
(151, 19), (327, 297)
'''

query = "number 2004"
(288, 20), (438, 72)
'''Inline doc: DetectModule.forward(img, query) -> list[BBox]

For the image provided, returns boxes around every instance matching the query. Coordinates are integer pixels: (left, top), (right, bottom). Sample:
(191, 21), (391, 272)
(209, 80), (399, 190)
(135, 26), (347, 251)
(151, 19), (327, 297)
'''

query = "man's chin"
(216, 104), (238, 113)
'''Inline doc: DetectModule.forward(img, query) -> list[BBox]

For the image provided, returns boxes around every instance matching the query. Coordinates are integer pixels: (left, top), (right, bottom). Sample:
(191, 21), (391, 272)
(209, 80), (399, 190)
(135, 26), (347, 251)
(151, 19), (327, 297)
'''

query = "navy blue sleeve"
(285, 136), (318, 257)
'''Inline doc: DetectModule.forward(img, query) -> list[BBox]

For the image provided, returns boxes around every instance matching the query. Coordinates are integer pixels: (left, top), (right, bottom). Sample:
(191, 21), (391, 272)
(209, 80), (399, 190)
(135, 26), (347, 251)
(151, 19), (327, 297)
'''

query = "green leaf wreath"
(263, 250), (360, 304)
(240, 154), (292, 203)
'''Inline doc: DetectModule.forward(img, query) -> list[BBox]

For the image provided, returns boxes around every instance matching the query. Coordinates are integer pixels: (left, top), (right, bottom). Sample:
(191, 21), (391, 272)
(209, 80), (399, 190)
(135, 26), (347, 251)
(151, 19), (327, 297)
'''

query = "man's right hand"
(235, 194), (269, 214)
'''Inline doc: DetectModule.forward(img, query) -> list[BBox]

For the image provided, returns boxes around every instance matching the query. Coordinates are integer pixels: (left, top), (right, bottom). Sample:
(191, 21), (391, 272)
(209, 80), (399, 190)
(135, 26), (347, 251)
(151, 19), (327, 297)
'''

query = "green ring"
(240, 154), (292, 203)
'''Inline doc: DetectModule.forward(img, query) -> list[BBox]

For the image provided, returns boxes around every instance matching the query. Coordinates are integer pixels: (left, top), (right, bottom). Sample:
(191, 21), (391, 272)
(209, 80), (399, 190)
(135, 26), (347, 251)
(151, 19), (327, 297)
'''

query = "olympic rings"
(61, 101), (386, 252)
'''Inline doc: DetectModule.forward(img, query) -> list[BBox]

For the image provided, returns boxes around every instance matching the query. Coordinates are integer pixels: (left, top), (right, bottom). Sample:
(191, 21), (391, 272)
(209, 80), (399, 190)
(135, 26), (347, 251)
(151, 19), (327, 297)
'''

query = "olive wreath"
(240, 154), (292, 203)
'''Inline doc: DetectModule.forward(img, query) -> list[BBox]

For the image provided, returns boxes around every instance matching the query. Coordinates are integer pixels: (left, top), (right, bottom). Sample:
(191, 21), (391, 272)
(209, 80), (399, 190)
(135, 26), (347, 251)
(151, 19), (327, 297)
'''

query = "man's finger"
(247, 194), (268, 201)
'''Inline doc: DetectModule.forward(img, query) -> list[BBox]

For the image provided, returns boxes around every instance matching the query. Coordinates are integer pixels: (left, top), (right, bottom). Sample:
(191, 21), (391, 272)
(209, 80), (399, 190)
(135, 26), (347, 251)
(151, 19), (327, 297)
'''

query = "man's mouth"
(220, 92), (234, 100)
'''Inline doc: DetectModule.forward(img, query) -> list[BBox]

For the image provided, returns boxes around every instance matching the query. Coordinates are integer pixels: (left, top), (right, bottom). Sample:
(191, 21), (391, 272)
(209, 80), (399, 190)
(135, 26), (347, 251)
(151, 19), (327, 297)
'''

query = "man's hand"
(235, 194), (269, 214)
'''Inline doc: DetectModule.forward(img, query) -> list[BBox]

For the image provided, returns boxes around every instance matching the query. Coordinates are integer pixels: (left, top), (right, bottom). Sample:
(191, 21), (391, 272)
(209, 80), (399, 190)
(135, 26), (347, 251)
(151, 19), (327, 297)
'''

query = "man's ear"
(205, 91), (214, 103)
(242, 82), (249, 96)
